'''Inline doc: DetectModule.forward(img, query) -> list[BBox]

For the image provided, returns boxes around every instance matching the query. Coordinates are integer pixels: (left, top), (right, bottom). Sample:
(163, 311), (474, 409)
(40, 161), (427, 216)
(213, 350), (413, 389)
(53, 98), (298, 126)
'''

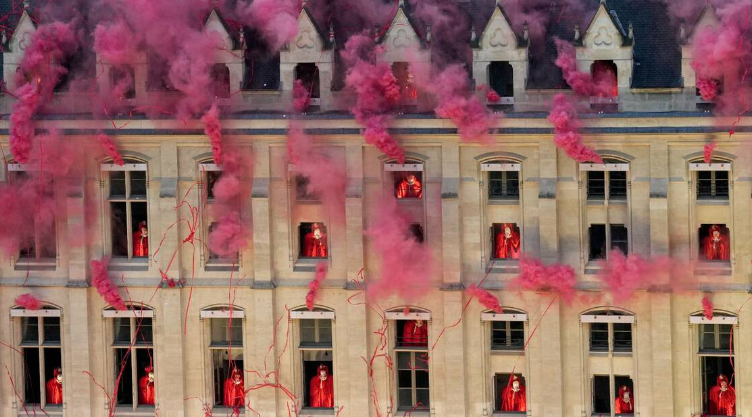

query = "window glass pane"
(210, 318), (243, 346)
(114, 318), (131, 344)
(394, 171), (423, 199)
(109, 171), (126, 198)
(115, 348), (133, 405)
(700, 327), (715, 351)
(398, 370), (412, 387)
(416, 389), (430, 409)
(415, 370), (429, 388)
(398, 388), (414, 408)
(610, 224), (629, 255)
(318, 320), (333, 345)
(131, 203), (148, 258)
(593, 375), (611, 413)
(719, 325), (732, 352)
(590, 323), (609, 351)
(300, 319), (316, 345)
(613, 323), (632, 352)
(43, 317), (61, 345)
(44, 348), (63, 405)
(398, 352), (412, 369)
(589, 225), (607, 260)
(23, 347), (41, 404)
(21, 317), (39, 344)
(129, 171), (147, 198)
(488, 170), (519, 200)
(587, 171), (605, 199)
(110, 202), (129, 257)
(205, 170), (220, 200)
(135, 317), (153, 345)
(609, 171), (627, 199)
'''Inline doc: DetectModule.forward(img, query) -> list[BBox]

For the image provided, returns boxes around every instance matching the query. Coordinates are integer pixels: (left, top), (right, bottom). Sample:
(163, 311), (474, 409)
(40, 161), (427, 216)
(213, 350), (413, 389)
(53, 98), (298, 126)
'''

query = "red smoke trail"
(597, 250), (673, 304)
(465, 283), (502, 313)
(703, 141), (717, 163)
(234, 0), (299, 53)
(547, 94), (602, 163)
(554, 39), (616, 98)
(91, 258), (127, 310)
(702, 295), (714, 320)
(510, 257), (577, 304)
(305, 262), (328, 310)
(96, 134), (125, 166)
(14, 293), (41, 310)
(202, 104), (223, 164)
(293, 79), (311, 113)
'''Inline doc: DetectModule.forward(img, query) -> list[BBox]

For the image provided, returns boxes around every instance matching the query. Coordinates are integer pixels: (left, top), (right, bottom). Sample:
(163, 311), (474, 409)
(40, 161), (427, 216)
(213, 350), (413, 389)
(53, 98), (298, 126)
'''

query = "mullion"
(131, 318), (137, 409)
(38, 318), (45, 408)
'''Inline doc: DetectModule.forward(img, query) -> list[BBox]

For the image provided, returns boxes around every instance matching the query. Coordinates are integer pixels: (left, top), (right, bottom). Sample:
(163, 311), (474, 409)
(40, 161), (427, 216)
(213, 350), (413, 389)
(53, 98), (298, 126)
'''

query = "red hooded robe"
(45, 368), (63, 405)
(703, 225), (729, 260)
(709, 374), (736, 416)
(402, 320), (428, 346)
(138, 366), (155, 405)
(133, 221), (149, 257)
(223, 368), (245, 408)
(309, 364), (334, 408)
(495, 223), (521, 259)
(302, 224), (328, 258)
(396, 176), (423, 199)
(501, 375), (526, 412)
(614, 385), (634, 414)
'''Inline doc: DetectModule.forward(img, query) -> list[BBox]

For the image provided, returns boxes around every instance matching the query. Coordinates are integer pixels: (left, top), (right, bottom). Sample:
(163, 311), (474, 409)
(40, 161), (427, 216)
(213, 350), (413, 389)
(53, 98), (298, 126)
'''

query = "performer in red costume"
(495, 223), (521, 259)
(703, 225), (729, 260)
(302, 223), (327, 258)
(501, 374), (526, 412)
(138, 366), (155, 405)
(402, 319), (428, 346)
(309, 364), (334, 408)
(45, 367), (63, 405)
(223, 367), (245, 408)
(614, 385), (634, 414)
(396, 173), (423, 199)
(133, 221), (149, 258)
(709, 374), (736, 416)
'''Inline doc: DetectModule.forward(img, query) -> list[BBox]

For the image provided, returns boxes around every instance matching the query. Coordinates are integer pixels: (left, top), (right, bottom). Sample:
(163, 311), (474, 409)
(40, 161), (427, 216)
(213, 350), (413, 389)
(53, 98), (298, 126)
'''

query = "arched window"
(211, 64), (231, 99)
(110, 65), (136, 99)
(386, 307), (430, 411)
(101, 158), (149, 261)
(291, 307), (335, 409)
(200, 306), (245, 408)
(690, 311), (737, 415)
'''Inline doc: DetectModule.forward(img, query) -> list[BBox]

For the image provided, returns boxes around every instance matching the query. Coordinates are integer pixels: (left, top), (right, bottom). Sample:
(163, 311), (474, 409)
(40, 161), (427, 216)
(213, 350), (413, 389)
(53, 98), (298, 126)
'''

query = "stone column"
(252, 141), (274, 284)
(64, 288), (93, 417)
(538, 138), (559, 263)
(156, 289), (186, 417)
(441, 141), (461, 285)
(158, 141), (181, 281)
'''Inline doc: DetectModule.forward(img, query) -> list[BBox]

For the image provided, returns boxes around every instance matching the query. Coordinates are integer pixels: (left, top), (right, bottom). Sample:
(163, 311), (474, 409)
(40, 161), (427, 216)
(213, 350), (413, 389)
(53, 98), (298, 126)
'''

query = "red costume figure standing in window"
(703, 225), (729, 260)
(309, 364), (334, 408)
(593, 61), (618, 97)
(614, 385), (634, 414)
(402, 319), (428, 346)
(133, 221), (149, 257)
(138, 366), (155, 405)
(223, 367), (245, 408)
(396, 173), (423, 199)
(710, 374), (736, 416)
(404, 73), (418, 100)
(501, 374), (526, 412)
(495, 223), (521, 259)
(46, 367), (63, 405)
(303, 223), (328, 258)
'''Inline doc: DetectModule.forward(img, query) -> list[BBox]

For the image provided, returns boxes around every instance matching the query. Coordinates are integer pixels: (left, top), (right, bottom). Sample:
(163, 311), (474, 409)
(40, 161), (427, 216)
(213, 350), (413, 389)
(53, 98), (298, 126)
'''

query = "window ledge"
(14, 260), (56, 271)
(608, 198), (628, 205)
(487, 259), (520, 274)
(394, 345), (429, 351)
(696, 199), (729, 205)
(694, 261), (732, 276)
(205, 262), (240, 272)
(586, 198), (605, 205)
(300, 408), (335, 415)
(494, 413), (527, 417)
(490, 349), (525, 356)
(487, 198), (520, 205)
(584, 261), (605, 275)
(212, 406), (245, 415)
(114, 406), (156, 416)
(20, 407), (62, 417)
(295, 199), (323, 205)
(294, 257), (328, 272)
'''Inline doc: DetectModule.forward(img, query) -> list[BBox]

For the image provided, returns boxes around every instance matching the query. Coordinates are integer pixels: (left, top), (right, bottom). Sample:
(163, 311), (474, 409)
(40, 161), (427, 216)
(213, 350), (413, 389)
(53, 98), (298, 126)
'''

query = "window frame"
(387, 162), (425, 201)
(691, 313), (737, 415)
(580, 162), (629, 201)
(396, 351), (430, 412)
(12, 309), (63, 409)
(582, 312), (634, 354)
(200, 308), (246, 409)
(690, 161), (731, 201)
(199, 162), (238, 267)
(488, 61), (514, 101)
(106, 307), (155, 410)
(388, 310), (431, 411)
(291, 309), (335, 410)
(101, 161), (149, 261)
(588, 223), (629, 260)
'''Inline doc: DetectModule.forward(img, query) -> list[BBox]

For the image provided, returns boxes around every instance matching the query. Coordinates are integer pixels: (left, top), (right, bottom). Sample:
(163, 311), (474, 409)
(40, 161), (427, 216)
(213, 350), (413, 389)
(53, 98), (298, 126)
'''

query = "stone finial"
(239, 30), (246, 50)
(495, 0), (501, 6)
(399, 0), (405, 7)
(23, 0), (29, 10)
(373, 24), (380, 42)
(470, 23), (476, 43)
(628, 21), (634, 39)
(425, 24), (431, 44)
(329, 22), (335, 45)
(600, 0), (606, 4)
(302, 0), (307, 7)
(574, 23), (580, 41)
(679, 20), (686, 43)
(523, 21), (529, 42)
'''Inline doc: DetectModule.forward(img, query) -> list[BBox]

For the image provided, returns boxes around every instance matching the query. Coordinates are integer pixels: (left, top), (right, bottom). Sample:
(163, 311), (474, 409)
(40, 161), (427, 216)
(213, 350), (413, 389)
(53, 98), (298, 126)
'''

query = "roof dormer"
(283, 6), (331, 59)
(8, 8), (36, 54)
(681, 6), (721, 104)
(581, 1), (631, 51)
(477, 4), (522, 51)
(685, 6), (720, 45)
(204, 9), (237, 53)
(378, 5), (430, 64)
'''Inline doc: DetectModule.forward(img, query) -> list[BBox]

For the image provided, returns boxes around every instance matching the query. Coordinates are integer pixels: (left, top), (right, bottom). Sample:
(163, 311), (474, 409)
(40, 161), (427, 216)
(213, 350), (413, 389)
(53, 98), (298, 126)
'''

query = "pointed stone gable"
(479, 6), (518, 51)
(10, 10), (36, 54)
(204, 10), (234, 52)
(688, 7), (720, 44)
(583, 3), (623, 50)
(382, 7), (422, 53)
(290, 8), (325, 53)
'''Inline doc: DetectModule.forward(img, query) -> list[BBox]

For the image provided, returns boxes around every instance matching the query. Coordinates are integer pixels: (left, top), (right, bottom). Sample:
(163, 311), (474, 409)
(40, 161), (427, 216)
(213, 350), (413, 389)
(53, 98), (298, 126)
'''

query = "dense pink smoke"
(466, 283), (502, 313)
(548, 94), (603, 163)
(424, 65), (497, 144)
(15, 293), (41, 310)
(201, 104), (223, 165)
(342, 34), (405, 163)
(235, 0), (299, 53)
(305, 262), (328, 311)
(286, 127), (346, 220)
(510, 257), (577, 304)
(366, 200), (434, 301)
(9, 84), (41, 164)
(293, 79), (311, 113)
(704, 141), (717, 163)
(96, 134), (125, 166)
(500, 0), (588, 44)
(702, 295), (714, 320)
(597, 250), (672, 304)
(93, 19), (139, 65)
(91, 258), (127, 310)
(554, 39), (616, 98)
(696, 78), (719, 101)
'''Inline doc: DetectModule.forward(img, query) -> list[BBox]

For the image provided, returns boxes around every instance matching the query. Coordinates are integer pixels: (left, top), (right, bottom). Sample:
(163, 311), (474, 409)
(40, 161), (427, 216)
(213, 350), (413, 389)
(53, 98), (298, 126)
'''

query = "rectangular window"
(397, 351), (430, 411)
(589, 225), (607, 260)
(111, 314), (154, 408)
(587, 171), (606, 199)
(587, 170), (627, 200)
(300, 319), (333, 348)
(299, 223), (328, 259)
(589, 321), (632, 353)
(110, 66), (136, 99)
(697, 170), (729, 199)
(295, 174), (320, 201)
(409, 223), (424, 244)
(488, 171), (519, 200)
(609, 171), (627, 200)
(147, 53), (175, 91)
(204, 170), (220, 201)
(299, 318), (334, 409)
(699, 323), (733, 353)
(494, 374), (526, 412)
(592, 375), (611, 414)
(589, 224), (628, 260)
(207, 317), (244, 407)
(394, 171), (423, 200)
(9, 168), (57, 262)
(610, 224), (629, 256)
(19, 316), (62, 408)
(243, 27), (280, 91)
(698, 224), (731, 262)
(211, 64), (231, 99)
(590, 323), (609, 352)
(295, 63), (320, 99)
(491, 321), (524, 351)
(489, 61), (514, 98)
(701, 356), (735, 415)
(613, 323), (633, 353)
(106, 164), (149, 260)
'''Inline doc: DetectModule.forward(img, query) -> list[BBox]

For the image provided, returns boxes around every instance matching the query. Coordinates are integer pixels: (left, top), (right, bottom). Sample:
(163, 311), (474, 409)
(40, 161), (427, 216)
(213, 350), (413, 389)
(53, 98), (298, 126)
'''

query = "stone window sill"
(109, 258), (149, 272)
(14, 259), (56, 271)
(300, 408), (335, 415)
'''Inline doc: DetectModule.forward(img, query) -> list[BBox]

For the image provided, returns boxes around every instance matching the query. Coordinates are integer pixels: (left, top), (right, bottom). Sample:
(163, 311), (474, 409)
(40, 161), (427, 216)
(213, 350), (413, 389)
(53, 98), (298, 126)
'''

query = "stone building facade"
(0, 1), (750, 417)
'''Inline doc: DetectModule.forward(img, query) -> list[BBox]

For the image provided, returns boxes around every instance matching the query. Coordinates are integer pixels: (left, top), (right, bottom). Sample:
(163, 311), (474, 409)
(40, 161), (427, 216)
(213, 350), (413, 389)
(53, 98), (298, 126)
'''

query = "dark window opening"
(491, 223), (521, 260)
(488, 170), (519, 200)
(588, 313), (633, 354)
(110, 66), (136, 99)
(302, 353), (334, 408)
(609, 171), (627, 200)
(147, 53), (175, 91)
(590, 323), (609, 352)
(21, 317), (40, 345)
(211, 64), (231, 99)
(396, 320), (428, 348)
(409, 224), (424, 244)
(587, 171), (605, 199)
(613, 323), (632, 353)
(22, 348), (41, 404)
(701, 356), (735, 415)
(494, 374), (526, 412)
(299, 223), (328, 259)
(295, 63), (320, 99)
(491, 321), (524, 351)
(697, 170), (729, 199)
(10, 170), (56, 261)
(204, 169), (220, 201)
(592, 60), (617, 97)
(114, 348), (152, 405)
(54, 49), (88, 93)
(296, 175), (320, 201)
(19, 315), (62, 407)
(108, 164), (148, 260)
(212, 350), (244, 406)
(243, 27), (280, 91)
(611, 224), (629, 256)
(698, 224), (730, 262)
(397, 351), (430, 411)
(394, 171), (423, 199)
(392, 62), (417, 103)
(489, 61), (514, 98)
(589, 225), (607, 260)
(592, 375), (611, 414)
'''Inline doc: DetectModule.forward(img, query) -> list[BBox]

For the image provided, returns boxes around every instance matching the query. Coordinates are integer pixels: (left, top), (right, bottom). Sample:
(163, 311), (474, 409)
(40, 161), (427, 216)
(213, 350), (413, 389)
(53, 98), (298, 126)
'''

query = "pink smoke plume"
(466, 283), (502, 313)
(702, 295), (714, 320)
(510, 257), (577, 303)
(424, 65), (498, 144)
(548, 94), (603, 163)
(305, 262), (328, 311)
(93, 19), (139, 65)
(293, 79), (311, 113)
(696, 78), (719, 102)
(235, 0), (299, 53)
(554, 39), (616, 98)
(201, 104), (223, 165)
(366, 200), (434, 301)
(91, 258), (127, 311)
(286, 127), (346, 220)
(96, 134), (125, 166)
(704, 141), (717, 163)
(486, 89), (500, 104)
(342, 34), (405, 163)
(9, 83), (40, 164)
(597, 250), (673, 304)
(15, 294), (41, 310)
